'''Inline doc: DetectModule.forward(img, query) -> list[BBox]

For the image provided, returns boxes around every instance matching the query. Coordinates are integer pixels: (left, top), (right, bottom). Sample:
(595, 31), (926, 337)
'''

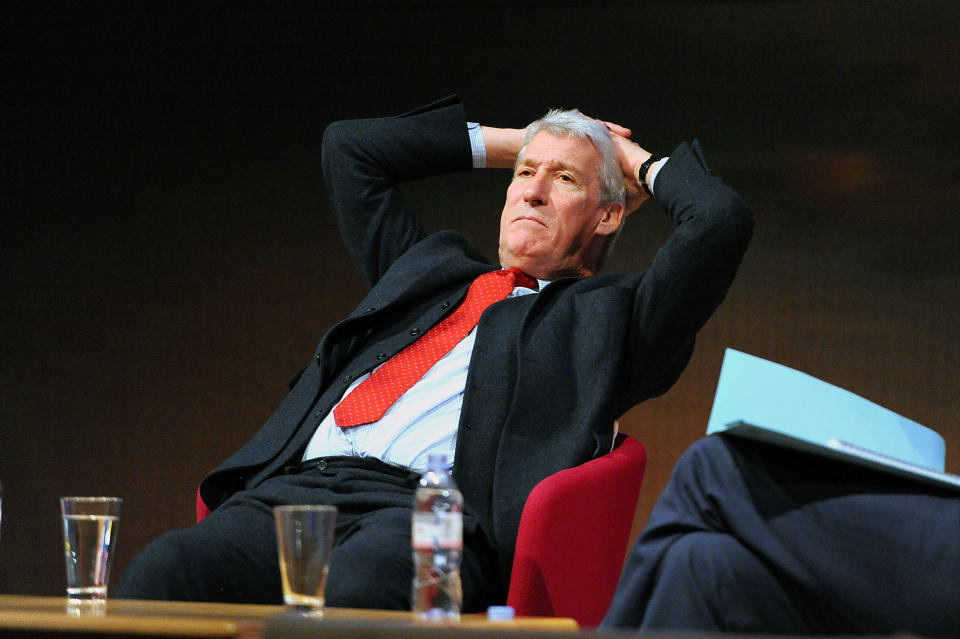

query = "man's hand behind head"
(579, 114), (652, 216)
(605, 124), (652, 216)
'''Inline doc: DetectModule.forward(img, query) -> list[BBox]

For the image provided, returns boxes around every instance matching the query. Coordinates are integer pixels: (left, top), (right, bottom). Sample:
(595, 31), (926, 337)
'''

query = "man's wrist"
(646, 157), (668, 196)
(637, 154), (662, 196)
(478, 126), (524, 169)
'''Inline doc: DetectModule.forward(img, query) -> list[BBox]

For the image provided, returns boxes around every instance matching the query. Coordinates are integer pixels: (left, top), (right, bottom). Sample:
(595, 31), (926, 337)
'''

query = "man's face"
(498, 131), (622, 280)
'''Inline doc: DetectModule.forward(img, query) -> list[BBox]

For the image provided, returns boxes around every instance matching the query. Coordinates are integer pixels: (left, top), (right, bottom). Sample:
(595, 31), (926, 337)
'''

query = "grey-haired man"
(117, 96), (753, 611)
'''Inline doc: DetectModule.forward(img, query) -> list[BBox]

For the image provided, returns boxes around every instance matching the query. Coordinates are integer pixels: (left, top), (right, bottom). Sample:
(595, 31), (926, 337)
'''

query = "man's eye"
(557, 174), (574, 183)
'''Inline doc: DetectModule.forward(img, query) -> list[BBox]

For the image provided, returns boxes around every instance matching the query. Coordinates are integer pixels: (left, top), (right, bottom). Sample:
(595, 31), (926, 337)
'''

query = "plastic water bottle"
(411, 454), (463, 620)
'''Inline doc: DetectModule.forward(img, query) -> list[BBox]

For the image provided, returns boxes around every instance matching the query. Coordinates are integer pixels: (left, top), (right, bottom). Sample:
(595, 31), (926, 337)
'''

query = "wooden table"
(0, 595), (578, 638)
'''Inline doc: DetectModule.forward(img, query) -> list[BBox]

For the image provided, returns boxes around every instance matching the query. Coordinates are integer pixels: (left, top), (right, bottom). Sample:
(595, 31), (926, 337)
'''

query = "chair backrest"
(196, 488), (210, 522)
(506, 433), (646, 627)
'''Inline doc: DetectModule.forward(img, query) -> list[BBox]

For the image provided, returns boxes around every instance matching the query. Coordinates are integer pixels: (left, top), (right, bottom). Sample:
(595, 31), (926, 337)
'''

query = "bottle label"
(412, 511), (462, 550)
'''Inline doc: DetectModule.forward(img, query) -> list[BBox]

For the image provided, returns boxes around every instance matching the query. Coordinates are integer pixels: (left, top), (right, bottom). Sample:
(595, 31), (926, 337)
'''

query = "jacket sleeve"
(621, 140), (754, 410)
(320, 96), (474, 289)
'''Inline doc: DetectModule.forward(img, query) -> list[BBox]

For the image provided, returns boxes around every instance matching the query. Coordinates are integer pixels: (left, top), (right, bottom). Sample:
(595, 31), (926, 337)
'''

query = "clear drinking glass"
(274, 505), (337, 615)
(60, 497), (122, 604)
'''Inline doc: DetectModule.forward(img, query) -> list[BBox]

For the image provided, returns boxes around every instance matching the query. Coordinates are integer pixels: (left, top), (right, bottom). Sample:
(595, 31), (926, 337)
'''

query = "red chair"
(196, 487), (211, 523)
(196, 433), (646, 627)
(506, 433), (646, 627)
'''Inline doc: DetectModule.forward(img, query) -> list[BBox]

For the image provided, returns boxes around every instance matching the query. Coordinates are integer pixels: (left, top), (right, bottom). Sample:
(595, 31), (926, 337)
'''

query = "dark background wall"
(2, 1), (957, 597)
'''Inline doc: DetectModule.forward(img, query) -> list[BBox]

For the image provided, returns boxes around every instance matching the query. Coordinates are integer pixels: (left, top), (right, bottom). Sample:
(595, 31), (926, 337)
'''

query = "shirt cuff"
(467, 122), (486, 168)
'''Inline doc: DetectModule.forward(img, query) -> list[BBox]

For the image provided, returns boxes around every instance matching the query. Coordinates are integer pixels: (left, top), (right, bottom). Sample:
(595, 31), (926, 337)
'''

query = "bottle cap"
(487, 605), (515, 621)
(426, 453), (449, 472)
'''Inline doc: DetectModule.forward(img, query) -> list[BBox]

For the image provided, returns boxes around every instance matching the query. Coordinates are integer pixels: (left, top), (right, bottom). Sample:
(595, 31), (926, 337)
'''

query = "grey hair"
(519, 109), (626, 208)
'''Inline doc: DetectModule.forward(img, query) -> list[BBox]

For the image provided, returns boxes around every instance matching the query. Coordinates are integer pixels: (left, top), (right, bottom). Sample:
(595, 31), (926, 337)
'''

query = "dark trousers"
(115, 458), (502, 611)
(601, 435), (960, 637)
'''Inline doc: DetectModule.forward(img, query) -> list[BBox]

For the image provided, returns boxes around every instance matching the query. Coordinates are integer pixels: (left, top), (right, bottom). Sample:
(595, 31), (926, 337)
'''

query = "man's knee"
(671, 436), (730, 481)
(116, 511), (281, 604)
(324, 509), (413, 609)
(115, 529), (200, 600)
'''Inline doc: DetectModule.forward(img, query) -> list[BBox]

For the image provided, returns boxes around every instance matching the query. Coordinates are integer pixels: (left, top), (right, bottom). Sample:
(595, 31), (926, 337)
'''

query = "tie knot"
(505, 267), (539, 291)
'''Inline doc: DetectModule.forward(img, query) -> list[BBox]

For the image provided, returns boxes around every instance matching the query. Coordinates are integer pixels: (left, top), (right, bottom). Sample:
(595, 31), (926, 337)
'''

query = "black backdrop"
(2, 1), (958, 597)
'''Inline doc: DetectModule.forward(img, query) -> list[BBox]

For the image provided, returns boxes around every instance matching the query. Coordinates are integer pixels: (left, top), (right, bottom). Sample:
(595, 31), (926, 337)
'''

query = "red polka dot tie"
(333, 268), (538, 428)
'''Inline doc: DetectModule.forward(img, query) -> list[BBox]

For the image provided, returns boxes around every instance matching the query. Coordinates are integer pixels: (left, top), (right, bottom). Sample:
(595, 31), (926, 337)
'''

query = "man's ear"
(597, 202), (625, 236)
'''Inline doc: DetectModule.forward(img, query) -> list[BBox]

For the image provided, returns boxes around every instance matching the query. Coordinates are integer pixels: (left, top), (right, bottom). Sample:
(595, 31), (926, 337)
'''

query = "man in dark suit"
(116, 96), (753, 610)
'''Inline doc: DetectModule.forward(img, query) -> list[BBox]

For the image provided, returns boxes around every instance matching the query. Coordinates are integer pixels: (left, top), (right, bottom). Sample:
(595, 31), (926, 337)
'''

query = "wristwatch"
(638, 154), (661, 196)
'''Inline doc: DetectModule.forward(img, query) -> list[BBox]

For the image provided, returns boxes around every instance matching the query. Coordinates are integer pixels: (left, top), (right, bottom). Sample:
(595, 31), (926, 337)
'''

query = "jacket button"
(410, 328), (421, 336)
(440, 302), (450, 309)
(364, 306), (376, 313)
(377, 352), (387, 360)
(343, 374), (353, 383)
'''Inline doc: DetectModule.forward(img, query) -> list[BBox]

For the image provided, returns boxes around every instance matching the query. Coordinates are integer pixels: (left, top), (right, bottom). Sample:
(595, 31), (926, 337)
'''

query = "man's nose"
(522, 174), (549, 206)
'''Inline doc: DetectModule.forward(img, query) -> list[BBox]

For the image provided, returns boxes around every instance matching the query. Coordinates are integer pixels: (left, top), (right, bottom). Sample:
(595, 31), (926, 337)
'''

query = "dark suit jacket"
(199, 96), (753, 588)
